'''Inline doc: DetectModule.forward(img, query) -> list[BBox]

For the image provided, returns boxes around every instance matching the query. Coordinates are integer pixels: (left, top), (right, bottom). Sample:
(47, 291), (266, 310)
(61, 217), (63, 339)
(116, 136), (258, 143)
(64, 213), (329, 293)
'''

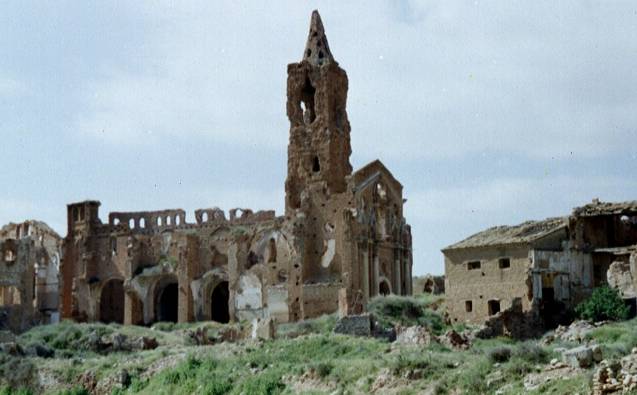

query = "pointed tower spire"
(303, 10), (334, 66)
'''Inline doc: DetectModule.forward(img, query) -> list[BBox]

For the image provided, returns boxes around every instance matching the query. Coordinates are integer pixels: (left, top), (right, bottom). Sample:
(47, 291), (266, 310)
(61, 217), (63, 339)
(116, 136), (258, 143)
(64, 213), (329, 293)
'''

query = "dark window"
(498, 258), (511, 269)
(312, 156), (320, 172)
(488, 300), (501, 315)
(468, 261), (481, 270)
(465, 300), (473, 312)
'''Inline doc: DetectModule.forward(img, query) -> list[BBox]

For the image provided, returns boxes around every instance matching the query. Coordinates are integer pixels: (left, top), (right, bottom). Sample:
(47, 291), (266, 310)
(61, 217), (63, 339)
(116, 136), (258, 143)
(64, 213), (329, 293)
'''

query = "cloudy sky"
(1, 1), (636, 275)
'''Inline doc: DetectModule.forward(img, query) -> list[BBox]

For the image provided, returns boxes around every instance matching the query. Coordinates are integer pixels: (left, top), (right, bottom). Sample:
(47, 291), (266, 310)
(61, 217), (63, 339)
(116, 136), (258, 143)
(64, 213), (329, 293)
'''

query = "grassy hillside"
(1, 295), (636, 394)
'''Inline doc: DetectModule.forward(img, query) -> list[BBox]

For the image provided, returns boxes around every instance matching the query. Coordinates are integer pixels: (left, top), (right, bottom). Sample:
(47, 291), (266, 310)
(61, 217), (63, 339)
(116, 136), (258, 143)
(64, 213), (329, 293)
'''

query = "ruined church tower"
(284, 11), (352, 215)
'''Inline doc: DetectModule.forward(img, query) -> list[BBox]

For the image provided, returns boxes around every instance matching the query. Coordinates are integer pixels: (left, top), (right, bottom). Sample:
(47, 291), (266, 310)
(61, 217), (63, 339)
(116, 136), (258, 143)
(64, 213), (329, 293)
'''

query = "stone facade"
(59, 11), (413, 326)
(0, 221), (61, 332)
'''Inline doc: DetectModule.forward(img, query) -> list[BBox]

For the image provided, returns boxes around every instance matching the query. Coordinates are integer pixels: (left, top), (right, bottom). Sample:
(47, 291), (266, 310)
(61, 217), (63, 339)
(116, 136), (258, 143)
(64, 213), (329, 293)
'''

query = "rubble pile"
(593, 348), (637, 394)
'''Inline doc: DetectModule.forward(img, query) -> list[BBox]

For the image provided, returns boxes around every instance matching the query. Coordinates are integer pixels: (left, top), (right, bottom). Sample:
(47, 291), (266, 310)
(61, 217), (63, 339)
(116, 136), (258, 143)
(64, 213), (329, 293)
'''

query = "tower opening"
(301, 77), (316, 123)
(312, 156), (321, 173)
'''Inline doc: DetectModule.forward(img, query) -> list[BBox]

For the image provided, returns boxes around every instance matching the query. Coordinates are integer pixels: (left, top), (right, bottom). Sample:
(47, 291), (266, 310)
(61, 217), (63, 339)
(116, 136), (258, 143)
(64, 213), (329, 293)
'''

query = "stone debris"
(437, 329), (470, 350)
(251, 317), (276, 340)
(333, 314), (372, 337)
(85, 331), (158, 353)
(562, 345), (602, 368)
(523, 359), (577, 391)
(544, 320), (597, 344)
(592, 348), (637, 394)
(394, 325), (434, 346)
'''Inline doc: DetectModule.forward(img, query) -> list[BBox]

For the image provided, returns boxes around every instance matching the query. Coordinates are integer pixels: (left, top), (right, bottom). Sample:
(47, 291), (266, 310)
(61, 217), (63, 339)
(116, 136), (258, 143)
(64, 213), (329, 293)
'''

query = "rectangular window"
(465, 300), (473, 312)
(467, 261), (481, 270)
(498, 258), (511, 269)
(488, 300), (501, 316)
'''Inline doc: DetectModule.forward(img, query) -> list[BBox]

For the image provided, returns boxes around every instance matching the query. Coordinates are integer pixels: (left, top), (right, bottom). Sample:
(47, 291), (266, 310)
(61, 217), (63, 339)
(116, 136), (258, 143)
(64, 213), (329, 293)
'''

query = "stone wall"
(445, 244), (533, 325)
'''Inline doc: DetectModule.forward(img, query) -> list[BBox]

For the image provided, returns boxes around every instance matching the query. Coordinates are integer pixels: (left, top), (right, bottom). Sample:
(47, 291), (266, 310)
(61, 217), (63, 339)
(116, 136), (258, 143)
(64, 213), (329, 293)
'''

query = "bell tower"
(285, 11), (352, 215)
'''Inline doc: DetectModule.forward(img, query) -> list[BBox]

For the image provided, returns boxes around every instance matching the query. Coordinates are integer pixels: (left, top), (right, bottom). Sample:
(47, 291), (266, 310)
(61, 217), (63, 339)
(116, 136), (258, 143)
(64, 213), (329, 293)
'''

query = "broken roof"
(443, 217), (567, 251)
(572, 200), (637, 217)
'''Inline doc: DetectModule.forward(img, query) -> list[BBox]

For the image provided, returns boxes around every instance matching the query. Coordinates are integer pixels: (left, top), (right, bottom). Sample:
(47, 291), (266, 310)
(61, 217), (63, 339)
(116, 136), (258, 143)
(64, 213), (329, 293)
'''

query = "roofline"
(441, 221), (567, 252)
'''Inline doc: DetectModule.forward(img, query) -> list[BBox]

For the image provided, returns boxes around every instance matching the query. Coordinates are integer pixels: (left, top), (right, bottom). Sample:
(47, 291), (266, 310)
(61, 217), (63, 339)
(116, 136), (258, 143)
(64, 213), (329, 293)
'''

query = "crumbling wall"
(0, 238), (35, 332)
(444, 245), (533, 325)
(531, 241), (594, 308)
(413, 274), (445, 295)
(0, 220), (61, 328)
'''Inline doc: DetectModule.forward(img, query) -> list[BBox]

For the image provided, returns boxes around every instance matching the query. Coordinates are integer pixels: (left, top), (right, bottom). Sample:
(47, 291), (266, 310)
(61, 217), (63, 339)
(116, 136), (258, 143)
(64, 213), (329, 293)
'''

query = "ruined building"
(0, 221), (61, 332)
(59, 11), (413, 326)
(444, 199), (637, 330)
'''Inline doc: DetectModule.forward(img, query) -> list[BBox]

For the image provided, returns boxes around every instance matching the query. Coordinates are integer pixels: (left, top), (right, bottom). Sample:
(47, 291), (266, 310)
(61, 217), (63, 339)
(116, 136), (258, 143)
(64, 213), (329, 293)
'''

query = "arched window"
(312, 156), (321, 173)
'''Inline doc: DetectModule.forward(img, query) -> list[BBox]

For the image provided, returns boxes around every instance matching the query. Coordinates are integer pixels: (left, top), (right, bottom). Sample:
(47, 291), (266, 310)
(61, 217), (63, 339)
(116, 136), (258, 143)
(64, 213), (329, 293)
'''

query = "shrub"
(310, 362), (333, 378)
(368, 295), (445, 334)
(512, 341), (550, 364)
(575, 286), (630, 322)
(487, 346), (511, 363)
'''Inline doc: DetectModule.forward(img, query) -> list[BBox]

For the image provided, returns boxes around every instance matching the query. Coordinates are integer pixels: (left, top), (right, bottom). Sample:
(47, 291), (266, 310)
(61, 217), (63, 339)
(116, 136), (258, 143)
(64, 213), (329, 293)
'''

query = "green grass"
(584, 317), (637, 358)
(8, 296), (637, 394)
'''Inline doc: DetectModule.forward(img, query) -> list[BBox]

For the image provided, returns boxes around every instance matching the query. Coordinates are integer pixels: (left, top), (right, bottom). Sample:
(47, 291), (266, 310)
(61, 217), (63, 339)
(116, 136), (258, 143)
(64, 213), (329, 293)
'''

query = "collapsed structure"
(59, 11), (413, 326)
(0, 221), (61, 332)
(444, 199), (637, 330)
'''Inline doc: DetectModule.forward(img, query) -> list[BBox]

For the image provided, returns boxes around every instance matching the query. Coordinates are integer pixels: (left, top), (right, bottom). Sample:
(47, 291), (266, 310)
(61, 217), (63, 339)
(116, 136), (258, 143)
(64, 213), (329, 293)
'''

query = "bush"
(368, 295), (445, 334)
(512, 341), (550, 364)
(487, 346), (511, 363)
(575, 286), (630, 322)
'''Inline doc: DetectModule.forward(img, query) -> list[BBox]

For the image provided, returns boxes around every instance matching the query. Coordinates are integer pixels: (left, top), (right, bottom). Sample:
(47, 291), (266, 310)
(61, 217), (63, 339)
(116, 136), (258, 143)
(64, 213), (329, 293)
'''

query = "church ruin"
(59, 11), (413, 326)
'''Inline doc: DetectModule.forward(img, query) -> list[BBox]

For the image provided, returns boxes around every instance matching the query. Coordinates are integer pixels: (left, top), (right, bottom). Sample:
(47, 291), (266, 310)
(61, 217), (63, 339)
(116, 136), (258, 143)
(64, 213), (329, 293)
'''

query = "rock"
(486, 370), (505, 388)
(563, 346), (594, 368)
(137, 336), (158, 350)
(524, 364), (576, 391)
(592, 344), (603, 363)
(395, 326), (433, 346)
(117, 369), (131, 387)
(438, 329), (470, 349)
(251, 317), (276, 340)
(111, 333), (129, 351)
(333, 314), (372, 337)
(550, 321), (595, 344)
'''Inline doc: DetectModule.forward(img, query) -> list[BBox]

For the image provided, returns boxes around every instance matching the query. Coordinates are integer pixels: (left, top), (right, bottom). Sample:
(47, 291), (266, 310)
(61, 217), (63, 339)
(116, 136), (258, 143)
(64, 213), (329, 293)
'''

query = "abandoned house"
(0, 221), (62, 332)
(59, 11), (413, 326)
(444, 199), (637, 329)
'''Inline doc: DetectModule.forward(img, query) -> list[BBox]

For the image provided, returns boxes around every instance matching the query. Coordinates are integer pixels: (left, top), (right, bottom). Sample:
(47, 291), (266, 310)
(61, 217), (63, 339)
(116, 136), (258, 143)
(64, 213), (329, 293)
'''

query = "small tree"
(575, 286), (630, 322)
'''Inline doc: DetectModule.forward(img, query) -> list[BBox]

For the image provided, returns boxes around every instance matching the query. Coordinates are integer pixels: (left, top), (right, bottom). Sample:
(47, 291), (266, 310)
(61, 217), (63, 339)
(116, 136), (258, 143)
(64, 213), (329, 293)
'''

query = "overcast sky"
(1, 1), (636, 275)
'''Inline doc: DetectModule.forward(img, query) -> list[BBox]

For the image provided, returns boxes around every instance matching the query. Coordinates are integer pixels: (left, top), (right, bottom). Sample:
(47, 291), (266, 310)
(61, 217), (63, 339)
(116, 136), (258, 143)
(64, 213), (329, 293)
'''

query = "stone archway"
(210, 281), (229, 323)
(156, 281), (179, 323)
(100, 279), (124, 324)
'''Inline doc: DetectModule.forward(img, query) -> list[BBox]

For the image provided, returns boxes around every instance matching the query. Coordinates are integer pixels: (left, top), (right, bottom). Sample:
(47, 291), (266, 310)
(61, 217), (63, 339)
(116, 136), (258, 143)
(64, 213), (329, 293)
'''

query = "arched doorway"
(379, 280), (391, 296)
(156, 282), (179, 323)
(210, 281), (229, 323)
(100, 279), (124, 324)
